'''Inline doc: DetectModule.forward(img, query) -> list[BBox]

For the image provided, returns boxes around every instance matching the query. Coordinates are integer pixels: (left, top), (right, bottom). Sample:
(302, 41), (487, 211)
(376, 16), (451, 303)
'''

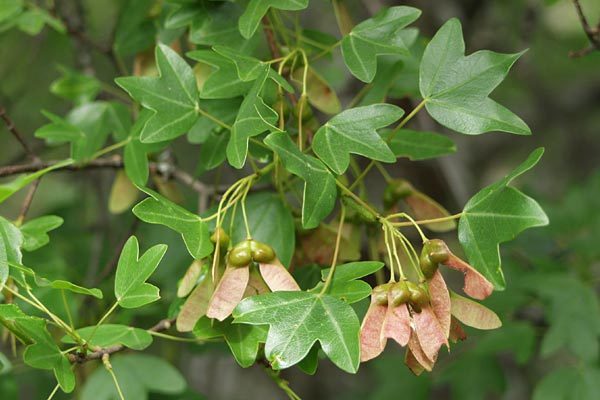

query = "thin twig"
(0, 107), (37, 160)
(1, 106), (42, 222)
(68, 318), (175, 363)
(569, 0), (600, 57)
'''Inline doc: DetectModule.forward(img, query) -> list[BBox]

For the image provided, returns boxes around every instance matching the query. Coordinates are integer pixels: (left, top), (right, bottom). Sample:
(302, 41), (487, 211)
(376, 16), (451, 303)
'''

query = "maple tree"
(6, 1), (591, 399)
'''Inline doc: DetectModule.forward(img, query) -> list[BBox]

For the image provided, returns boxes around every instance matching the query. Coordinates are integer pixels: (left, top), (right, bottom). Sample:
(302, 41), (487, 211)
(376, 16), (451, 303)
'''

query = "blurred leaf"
(341, 6), (421, 83)
(313, 104), (403, 174)
(114, 236), (167, 308)
(108, 171), (139, 214)
(81, 354), (186, 400)
(19, 215), (62, 251)
(50, 67), (101, 104)
(420, 18), (530, 135)
(533, 367), (600, 400)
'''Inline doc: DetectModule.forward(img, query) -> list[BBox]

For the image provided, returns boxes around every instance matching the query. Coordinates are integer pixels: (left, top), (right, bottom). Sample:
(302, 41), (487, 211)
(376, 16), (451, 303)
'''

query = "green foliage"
(116, 44), (199, 143)
(238, 0), (309, 39)
(386, 129), (456, 160)
(234, 291), (360, 372)
(133, 187), (213, 259)
(114, 236), (167, 308)
(264, 131), (336, 228)
(0, 1), (561, 398)
(420, 18), (530, 135)
(81, 354), (186, 400)
(313, 104), (404, 174)
(459, 148), (549, 288)
(341, 6), (420, 83)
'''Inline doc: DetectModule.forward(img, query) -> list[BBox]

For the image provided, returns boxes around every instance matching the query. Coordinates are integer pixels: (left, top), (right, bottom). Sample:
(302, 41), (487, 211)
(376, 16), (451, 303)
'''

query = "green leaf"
(319, 261), (384, 282)
(20, 215), (63, 251)
(219, 192), (295, 267)
(62, 324), (152, 351)
(188, 99), (240, 143)
(133, 187), (213, 259)
(81, 354), (186, 400)
(196, 130), (229, 172)
(0, 217), (23, 289)
(315, 261), (384, 303)
(0, 159), (73, 204)
(533, 367), (600, 400)
(193, 317), (267, 368)
(114, 236), (167, 308)
(420, 18), (530, 135)
(233, 291), (360, 373)
(226, 67), (278, 168)
(312, 104), (403, 174)
(35, 102), (119, 161)
(16, 8), (64, 35)
(341, 6), (421, 82)
(0, 0), (23, 23)
(188, 2), (254, 51)
(238, 0), (309, 39)
(387, 129), (456, 160)
(0, 304), (75, 392)
(188, 50), (253, 99)
(47, 280), (103, 299)
(264, 132), (336, 229)
(113, 0), (156, 56)
(116, 44), (200, 143)
(50, 67), (101, 104)
(458, 148), (549, 289)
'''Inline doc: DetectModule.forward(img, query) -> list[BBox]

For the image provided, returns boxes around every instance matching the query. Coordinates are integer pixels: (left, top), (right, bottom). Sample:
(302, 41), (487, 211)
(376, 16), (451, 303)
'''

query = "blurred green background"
(1, 0), (599, 399)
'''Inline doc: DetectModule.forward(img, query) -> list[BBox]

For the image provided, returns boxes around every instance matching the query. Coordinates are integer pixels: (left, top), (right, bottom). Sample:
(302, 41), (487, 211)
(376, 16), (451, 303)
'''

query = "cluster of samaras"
(360, 239), (500, 374)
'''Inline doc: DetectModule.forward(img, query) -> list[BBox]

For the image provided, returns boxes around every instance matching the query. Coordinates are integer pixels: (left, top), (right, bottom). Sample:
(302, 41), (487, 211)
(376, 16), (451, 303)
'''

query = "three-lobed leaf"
(133, 187), (213, 260)
(264, 132), (336, 229)
(341, 6), (421, 82)
(116, 44), (199, 143)
(233, 291), (360, 373)
(19, 215), (63, 251)
(312, 104), (404, 174)
(458, 148), (549, 289)
(114, 236), (167, 309)
(420, 18), (530, 135)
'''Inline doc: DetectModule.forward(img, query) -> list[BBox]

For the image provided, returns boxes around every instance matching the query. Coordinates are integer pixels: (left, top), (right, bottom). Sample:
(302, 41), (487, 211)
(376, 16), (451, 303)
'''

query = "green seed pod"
(372, 284), (390, 306)
(228, 241), (252, 267)
(407, 281), (429, 311)
(419, 250), (437, 279)
(250, 241), (276, 263)
(426, 239), (450, 264)
(389, 281), (411, 306)
(210, 227), (230, 248)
